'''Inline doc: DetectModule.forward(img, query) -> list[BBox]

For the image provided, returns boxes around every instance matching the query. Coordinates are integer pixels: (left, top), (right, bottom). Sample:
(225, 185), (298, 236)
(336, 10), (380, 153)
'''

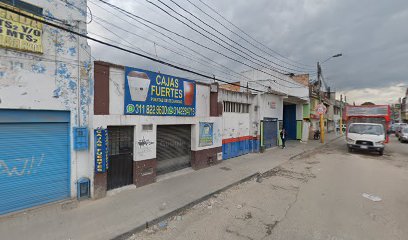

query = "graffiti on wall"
(137, 136), (154, 156)
(0, 154), (45, 177)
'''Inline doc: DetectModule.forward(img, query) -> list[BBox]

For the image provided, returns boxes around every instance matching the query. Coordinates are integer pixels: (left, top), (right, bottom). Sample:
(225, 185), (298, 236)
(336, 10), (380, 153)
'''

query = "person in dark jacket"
(280, 128), (286, 149)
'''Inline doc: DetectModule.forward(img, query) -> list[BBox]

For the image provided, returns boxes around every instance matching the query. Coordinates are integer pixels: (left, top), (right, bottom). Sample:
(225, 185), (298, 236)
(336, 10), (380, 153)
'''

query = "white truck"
(346, 123), (386, 155)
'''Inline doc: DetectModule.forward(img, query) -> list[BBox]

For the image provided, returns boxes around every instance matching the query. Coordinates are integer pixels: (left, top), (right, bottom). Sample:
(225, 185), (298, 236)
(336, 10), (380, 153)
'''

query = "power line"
(0, 4), (267, 93)
(94, 0), (305, 88)
(91, 15), (252, 82)
(166, 0), (312, 74)
(146, 0), (291, 75)
(196, 0), (314, 69)
(88, 0), (253, 82)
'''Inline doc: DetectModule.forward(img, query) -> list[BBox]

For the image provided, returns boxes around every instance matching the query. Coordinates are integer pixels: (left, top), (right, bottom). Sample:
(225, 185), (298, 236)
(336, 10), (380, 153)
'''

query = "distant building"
(401, 88), (408, 123)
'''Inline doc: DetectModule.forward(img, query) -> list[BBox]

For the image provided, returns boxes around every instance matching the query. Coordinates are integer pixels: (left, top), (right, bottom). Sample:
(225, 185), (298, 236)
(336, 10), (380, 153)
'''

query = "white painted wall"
(222, 112), (250, 140)
(0, 0), (93, 197)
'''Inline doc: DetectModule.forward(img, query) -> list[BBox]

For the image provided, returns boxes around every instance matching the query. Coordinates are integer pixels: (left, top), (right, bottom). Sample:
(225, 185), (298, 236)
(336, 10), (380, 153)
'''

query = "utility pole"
(340, 94), (343, 135)
(316, 53), (342, 143)
(317, 61), (325, 143)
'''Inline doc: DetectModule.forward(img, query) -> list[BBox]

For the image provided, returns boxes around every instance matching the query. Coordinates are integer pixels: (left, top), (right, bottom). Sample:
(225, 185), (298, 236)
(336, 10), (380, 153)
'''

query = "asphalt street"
(130, 136), (408, 240)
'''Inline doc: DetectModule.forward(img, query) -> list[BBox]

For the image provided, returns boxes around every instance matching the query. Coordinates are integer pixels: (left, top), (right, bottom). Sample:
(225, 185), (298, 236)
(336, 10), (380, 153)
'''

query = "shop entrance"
(283, 104), (297, 140)
(107, 126), (134, 190)
(156, 125), (191, 175)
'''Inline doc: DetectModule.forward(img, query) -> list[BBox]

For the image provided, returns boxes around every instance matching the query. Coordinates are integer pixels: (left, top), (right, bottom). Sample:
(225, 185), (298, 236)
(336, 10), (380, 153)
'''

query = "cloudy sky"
(88, 0), (408, 104)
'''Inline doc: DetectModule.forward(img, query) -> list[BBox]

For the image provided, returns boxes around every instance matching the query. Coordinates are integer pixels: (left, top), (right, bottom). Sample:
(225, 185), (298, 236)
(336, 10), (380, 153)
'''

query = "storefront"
(156, 125), (191, 175)
(92, 62), (222, 198)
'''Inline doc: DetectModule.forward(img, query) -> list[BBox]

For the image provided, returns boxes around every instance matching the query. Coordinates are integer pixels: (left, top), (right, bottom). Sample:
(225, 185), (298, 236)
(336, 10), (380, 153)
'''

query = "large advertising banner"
(0, 2), (44, 53)
(124, 67), (196, 116)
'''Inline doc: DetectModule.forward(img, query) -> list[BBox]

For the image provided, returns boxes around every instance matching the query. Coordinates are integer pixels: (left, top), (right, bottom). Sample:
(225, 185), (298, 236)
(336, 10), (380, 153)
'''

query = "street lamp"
(317, 53), (342, 143)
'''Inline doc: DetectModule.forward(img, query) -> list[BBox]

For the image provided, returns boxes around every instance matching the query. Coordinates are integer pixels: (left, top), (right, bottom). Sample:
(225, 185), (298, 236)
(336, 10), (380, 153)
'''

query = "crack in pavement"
(225, 226), (255, 240)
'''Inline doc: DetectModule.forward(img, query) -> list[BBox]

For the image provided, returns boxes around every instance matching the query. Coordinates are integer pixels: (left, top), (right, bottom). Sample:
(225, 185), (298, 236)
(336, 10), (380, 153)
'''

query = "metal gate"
(107, 126), (134, 190)
(283, 104), (297, 140)
(157, 125), (191, 175)
(0, 110), (70, 215)
(262, 118), (278, 148)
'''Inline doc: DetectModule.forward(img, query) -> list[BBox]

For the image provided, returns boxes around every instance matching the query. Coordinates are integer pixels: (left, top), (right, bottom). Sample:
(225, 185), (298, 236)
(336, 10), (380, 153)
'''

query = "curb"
(112, 135), (342, 240)
(112, 172), (260, 240)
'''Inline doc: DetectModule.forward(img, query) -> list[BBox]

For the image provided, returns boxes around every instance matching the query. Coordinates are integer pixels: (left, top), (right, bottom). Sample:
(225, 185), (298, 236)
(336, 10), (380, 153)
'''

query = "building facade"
(92, 62), (223, 198)
(0, 0), (93, 215)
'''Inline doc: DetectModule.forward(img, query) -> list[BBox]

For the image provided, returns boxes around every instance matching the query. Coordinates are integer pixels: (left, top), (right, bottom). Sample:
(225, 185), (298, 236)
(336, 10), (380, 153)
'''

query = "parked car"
(395, 123), (408, 138)
(398, 127), (408, 143)
(346, 123), (386, 155)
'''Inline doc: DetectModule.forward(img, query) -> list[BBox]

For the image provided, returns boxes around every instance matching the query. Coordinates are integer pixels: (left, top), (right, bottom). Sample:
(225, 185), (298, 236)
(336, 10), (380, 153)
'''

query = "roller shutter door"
(156, 125), (191, 175)
(0, 112), (70, 215)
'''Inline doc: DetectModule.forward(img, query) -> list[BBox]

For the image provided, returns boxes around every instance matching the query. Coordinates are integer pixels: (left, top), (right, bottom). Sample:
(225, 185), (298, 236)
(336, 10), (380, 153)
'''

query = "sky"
(88, 0), (408, 104)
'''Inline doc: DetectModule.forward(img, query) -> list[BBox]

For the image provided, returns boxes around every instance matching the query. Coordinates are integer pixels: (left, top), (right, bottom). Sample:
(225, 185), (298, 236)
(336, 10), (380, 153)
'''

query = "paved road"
(130, 137), (408, 240)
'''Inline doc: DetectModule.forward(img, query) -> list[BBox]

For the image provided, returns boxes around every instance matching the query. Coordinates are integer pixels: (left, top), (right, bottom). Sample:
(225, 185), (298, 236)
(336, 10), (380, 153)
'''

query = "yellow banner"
(0, 2), (43, 53)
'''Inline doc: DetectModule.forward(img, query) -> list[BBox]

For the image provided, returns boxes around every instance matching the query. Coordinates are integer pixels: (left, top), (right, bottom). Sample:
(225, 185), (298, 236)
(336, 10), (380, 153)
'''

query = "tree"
(361, 102), (375, 106)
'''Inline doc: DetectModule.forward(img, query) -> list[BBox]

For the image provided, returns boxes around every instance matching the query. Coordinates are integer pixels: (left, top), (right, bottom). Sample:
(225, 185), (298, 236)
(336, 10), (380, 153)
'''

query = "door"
(263, 118), (278, 148)
(0, 110), (70, 215)
(156, 125), (191, 175)
(283, 104), (297, 139)
(107, 126), (134, 190)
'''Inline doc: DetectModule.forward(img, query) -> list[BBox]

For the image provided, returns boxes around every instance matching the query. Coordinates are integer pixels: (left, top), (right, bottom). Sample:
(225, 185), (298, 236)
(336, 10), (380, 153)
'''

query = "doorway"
(107, 126), (134, 190)
(156, 125), (191, 175)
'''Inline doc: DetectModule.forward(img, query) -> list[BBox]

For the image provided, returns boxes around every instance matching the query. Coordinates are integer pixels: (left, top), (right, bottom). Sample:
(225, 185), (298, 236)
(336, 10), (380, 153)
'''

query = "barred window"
(223, 101), (249, 113)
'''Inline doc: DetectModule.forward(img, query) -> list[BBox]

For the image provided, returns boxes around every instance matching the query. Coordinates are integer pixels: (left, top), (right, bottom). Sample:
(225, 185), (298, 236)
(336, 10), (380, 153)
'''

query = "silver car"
(399, 127), (408, 143)
(395, 123), (408, 138)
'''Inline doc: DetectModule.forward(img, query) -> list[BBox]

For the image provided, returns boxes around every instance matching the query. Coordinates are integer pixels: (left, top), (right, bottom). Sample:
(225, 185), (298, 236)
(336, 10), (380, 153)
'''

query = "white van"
(346, 123), (385, 155)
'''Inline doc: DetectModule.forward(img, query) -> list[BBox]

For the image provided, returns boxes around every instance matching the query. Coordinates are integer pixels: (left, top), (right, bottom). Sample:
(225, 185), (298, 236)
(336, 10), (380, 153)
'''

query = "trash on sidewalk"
(158, 220), (168, 229)
(362, 193), (382, 202)
(236, 204), (242, 209)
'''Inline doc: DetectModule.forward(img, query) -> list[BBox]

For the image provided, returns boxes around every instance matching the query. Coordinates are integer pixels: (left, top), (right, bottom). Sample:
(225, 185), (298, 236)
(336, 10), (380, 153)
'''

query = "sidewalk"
(0, 134), (340, 240)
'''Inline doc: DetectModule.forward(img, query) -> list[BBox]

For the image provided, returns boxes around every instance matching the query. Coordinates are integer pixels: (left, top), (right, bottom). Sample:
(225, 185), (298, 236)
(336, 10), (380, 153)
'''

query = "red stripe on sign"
(222, 135), (260, 144)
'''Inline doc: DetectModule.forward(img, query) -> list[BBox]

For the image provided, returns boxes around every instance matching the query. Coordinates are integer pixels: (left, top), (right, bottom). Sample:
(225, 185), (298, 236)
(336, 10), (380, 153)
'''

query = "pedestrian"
(280, 128), (286, 149)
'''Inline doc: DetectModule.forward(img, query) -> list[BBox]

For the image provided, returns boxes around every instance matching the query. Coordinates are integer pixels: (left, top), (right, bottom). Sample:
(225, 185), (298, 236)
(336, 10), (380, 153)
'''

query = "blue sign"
(94, 128), (108, 173)
(199, 122), (214, 147)
(124, 67), (196, 116)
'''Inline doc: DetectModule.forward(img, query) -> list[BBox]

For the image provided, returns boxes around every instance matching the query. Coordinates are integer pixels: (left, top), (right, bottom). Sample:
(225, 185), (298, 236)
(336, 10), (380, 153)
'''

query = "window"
(223, 101), (250, 113)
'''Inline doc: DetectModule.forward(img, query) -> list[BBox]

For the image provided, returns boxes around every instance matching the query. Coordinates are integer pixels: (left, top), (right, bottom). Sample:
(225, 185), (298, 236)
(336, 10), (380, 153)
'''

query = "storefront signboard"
(0, 2), (44, 53)
(124, 67), (196, 116)
(94, 128), (108, 173)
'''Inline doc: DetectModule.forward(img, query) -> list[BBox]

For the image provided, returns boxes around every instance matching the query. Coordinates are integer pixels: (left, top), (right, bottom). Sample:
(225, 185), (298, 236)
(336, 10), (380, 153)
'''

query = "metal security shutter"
(156, 125), (191, 175)
(0, 120), (70, 215)
(263, 118), (278, 149)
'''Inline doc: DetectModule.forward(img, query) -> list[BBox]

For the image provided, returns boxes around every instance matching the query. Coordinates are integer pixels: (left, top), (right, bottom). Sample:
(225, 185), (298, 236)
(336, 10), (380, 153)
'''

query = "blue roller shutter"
(0, 111), (70, 215)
